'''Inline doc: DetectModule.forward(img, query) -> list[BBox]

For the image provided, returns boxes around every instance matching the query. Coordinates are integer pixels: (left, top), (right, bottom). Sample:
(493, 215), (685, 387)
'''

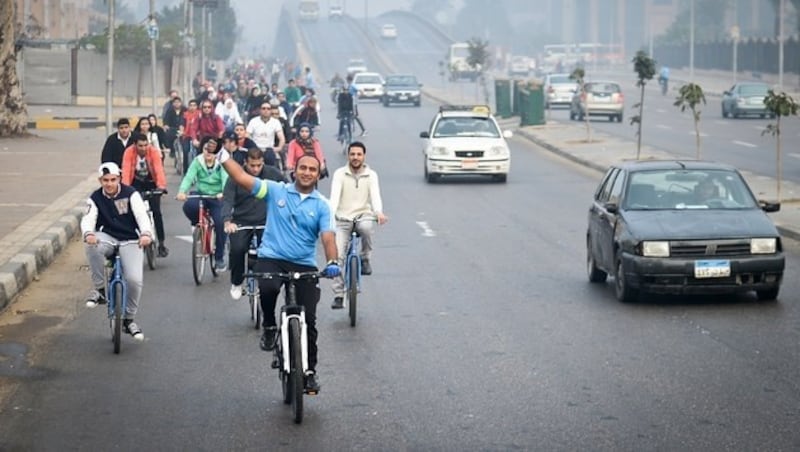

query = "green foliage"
(569, 67), (585, 84)
(674, 83), (706, 119)
(632, 50), (656, 87)
(467, 37), (490, 72)
(657, 0), (730, 44)
(763, 90), (800, 137)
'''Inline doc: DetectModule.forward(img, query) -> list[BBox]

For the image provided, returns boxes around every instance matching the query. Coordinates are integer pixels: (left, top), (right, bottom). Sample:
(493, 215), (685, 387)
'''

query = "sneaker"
(123, 319), (144, 341)
(360, 130), (368, 137)
(260, 326), (278, 351)
(157, 245), (169, 258)
(230, 284), (243, 300)
(304, 371), (321, 394)
(331, 296), (344, 309)
(215, 258), (227, 272)
(85, 288), (106, 308)
(360, 259), (372, 275)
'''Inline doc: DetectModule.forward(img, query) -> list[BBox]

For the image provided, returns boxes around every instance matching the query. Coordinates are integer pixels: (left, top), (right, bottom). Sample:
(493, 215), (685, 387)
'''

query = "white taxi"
(419, 105), (512, 183)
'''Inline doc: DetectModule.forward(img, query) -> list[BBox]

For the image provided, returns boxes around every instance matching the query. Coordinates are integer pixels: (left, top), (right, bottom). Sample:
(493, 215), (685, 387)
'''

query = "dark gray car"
(721, 82), (775, 119)
(586, 160), (784, 302)
(382, 74), (422, 107)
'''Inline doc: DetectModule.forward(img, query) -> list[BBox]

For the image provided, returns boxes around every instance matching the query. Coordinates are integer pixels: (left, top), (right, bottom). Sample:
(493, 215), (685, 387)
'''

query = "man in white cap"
(80, 162), (153, 341)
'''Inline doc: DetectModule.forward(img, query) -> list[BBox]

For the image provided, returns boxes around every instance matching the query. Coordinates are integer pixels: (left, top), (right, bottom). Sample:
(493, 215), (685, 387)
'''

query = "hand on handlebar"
(321, 262), (341, 278)
(176, 193), (187, 201)
(139, 235), (153, 248)
(224, 222), (238, 234)
(376, 212), (389, 225)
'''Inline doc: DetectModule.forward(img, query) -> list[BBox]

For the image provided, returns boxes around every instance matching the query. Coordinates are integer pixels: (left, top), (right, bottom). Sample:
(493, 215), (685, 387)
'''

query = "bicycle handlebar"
(95, 239), (142, 249)
(242, 271), (326, 281)
(140, 189), (167, 198)
(235, 225), (265, 231)
(185, 194), (219, 199)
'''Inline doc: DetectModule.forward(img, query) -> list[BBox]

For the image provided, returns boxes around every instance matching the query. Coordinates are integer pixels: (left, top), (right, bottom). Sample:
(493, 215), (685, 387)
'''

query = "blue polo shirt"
(251, 179), (333, 267)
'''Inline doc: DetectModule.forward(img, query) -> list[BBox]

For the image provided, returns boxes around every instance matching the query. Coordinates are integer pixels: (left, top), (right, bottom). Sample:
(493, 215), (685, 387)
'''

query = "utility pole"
(200, 4), (206, 85)
(105, 0), (115, 137)
(149, 0), (158, 115)
(778, 0), (785, 90)
(689, 0), (695, 81)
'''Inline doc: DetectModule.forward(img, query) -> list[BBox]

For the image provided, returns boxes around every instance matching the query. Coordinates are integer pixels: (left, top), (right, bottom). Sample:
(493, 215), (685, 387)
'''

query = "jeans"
(331, 218), (375, 296)
(255, 258), (320, 371)
(228, 228), (262, 286)
(85, 231), (144, 318)
(182, 195), (226, 261)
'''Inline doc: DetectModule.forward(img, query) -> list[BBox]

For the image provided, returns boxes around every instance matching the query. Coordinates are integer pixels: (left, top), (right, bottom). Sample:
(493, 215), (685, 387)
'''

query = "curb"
(0, 206), (85, 311)
(27, 120), (105, 130)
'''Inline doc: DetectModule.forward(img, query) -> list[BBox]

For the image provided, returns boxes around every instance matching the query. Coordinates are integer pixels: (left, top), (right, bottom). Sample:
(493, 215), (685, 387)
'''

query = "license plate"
(748, 98), (762, 105)
(398, 95), (407, 100)
(694, 259), (731, 278)
(461, 159), (479, 169)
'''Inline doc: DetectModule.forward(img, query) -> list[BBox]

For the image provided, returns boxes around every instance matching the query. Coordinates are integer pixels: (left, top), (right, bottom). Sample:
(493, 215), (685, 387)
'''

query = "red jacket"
(286, 138), (324, 170)
(195, 113), (225, 141)
(182, 109), (201, 141)
(121, 144), (167, 189)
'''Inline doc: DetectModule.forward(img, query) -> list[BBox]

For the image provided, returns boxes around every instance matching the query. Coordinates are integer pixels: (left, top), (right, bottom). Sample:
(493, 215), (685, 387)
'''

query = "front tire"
(208, 227), (218, 278)
(614, 257), (639, 303)
(756, 287), (780, 301)
(192, 227), (205, 285)
(348, 255), (358, 327)
(145, 243), (156, 270)
(288, 318), (304, 423)
(111, 282), (123, 354)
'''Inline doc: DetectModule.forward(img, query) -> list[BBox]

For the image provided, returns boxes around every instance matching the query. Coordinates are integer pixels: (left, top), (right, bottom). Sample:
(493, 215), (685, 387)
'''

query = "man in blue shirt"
(215, 147), (339, 394)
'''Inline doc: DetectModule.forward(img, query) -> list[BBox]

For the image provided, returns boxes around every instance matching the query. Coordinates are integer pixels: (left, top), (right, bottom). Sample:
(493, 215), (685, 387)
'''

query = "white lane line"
(655, 108), (666, 113)
(176, 235), (193, 243)
(732, 140), (757, 148)
(788, 153), (800, 160)
(687, 131), (709, 137)
(656, 124), (672, 130)
(415, 221), (436, 237)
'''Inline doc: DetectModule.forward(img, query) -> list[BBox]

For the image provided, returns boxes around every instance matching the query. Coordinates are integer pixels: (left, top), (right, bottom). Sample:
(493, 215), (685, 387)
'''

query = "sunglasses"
(202, 105), (212, 109)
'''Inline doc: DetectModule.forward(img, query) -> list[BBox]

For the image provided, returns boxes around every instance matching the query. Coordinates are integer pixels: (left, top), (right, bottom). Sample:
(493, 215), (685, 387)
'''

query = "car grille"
(455, 151), (485, 158)
(670, 240), (751, 257)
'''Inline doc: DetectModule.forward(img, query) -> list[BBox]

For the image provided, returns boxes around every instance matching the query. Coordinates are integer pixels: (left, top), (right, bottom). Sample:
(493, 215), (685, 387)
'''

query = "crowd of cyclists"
(86, 58), (388, 394)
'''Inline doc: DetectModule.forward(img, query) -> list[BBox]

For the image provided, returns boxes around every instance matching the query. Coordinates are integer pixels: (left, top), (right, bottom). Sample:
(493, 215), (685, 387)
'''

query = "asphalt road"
(1, 14), (800, 451)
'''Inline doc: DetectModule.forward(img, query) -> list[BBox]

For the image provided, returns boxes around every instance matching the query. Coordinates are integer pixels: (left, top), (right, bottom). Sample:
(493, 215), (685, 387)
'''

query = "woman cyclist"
(286, 123), (326, 180)
(176, 136), (229, 271)
(134, 116), (164, 159)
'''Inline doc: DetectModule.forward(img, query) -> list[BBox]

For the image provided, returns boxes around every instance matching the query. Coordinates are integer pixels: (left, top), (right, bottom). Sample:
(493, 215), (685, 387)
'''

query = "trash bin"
(494, 79), (512, 118)
(519, 80), (545, 126)
(512, 80), (522, 116)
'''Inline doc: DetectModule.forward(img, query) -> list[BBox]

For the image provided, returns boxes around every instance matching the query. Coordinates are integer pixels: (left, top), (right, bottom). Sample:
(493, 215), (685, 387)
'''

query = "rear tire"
(145, 243), (156, 270)
(756, 287), (779, 301)
(587, 239), (608, 283)
(192, 227), (205, 285)
(208, 226), (218, 278)
(250, 282), (261, 329)
(348, 255), (358, 328)
(288, 318), (304, 423)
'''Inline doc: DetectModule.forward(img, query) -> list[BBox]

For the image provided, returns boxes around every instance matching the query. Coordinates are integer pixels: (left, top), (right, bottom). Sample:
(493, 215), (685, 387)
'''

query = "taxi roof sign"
(439, 104), (492, 116)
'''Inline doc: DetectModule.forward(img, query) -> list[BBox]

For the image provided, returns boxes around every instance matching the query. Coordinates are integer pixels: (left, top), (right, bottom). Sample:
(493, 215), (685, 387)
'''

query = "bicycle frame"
(344, 229), (362, 293)
(106, 248), (127, 322)
(280, 282), (310, 375)
(187, 195), (216, 255)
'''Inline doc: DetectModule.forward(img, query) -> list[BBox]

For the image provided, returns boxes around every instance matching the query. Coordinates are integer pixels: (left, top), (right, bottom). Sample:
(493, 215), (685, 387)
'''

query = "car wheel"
(424, 162), (437, 183)
(722, 105), (728, 118)
(760, 114), (766, 119)
(608, 115), (614, 122)
(756, 287), (779, 301)
(493, 174), (507, 183)
(617, 113), (624, 122)
(414, 101), (421, 107)
(587, 239), (607, 283)
(614, 256), (639, 303)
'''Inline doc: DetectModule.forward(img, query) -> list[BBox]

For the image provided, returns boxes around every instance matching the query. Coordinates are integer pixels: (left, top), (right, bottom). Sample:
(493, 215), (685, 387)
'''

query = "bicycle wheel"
(348, 255), (358, 327)
(145, 243), (156, 270)
(249, 282), (261, 329)
(279, 329), (291, 404)
(192, 226), (205, 285)
(111, 281), (123, 354)
(173, 139), (183, 175)
(288, 317), (304, 423)
(208, 226), (218, 277)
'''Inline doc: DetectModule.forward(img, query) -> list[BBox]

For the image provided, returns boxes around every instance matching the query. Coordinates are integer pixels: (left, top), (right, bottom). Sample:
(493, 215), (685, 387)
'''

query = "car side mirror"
(760, 200), (781, 212)
(604, 202), (619, 214)
(502, 130), (513, 139)
(723, 90), (730, 96)
(419, 131), (430, 138)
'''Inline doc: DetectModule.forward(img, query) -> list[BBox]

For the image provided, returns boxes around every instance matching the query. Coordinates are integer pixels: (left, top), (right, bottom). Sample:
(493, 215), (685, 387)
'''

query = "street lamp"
(731, 24), (739, 84)
(689, 0), (695, 81)
(148, 0), (159, 115)
(779, 0), (785, 90)
(106, 0), (115, 137)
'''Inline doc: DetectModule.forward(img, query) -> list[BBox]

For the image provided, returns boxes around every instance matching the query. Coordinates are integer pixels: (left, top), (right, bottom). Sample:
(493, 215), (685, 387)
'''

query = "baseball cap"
(222, 131), (237, 141)
(98, 162), (121, 177)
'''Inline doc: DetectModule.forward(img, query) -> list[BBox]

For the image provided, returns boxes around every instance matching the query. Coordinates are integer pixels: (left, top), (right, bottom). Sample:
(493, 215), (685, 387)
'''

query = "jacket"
(286, 139), (324, 171)
(121, 144), (167, 189)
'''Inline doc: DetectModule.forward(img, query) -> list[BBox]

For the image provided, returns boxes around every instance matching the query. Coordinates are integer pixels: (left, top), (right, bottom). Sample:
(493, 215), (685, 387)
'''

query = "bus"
(299, 0), (320, 21)
(447, 42), (480, 81)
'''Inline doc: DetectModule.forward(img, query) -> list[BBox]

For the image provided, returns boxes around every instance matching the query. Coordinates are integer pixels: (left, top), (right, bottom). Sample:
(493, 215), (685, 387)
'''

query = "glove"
(215, 148), (230, 164)
(322, 262), (340, 278)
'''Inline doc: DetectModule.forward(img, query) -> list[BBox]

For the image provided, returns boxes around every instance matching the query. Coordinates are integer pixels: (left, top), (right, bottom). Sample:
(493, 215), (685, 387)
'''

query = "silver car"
(544, 73), (577, 108)
(569, 81), (625, 122)
(721, 82), (775, 119)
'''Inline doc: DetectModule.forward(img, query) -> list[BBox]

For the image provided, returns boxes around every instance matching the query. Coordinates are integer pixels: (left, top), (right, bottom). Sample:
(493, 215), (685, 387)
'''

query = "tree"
(0, 1), (27, 137)
(569, 67), (592, 142)
(762, 90), (800, 202)
(658, 0), (730, 44)
(630, 51), (656, 160)
(673, 83), (706, 159)
(467, 37), (490, 104)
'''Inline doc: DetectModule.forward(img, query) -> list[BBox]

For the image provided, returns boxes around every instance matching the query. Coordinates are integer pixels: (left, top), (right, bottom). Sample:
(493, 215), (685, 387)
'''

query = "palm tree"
(0, 1), (28, 136)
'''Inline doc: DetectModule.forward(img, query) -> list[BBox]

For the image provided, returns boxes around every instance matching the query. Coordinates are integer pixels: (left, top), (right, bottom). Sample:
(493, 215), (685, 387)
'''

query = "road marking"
(687, 131), (709, 137)
(0, 203), (48, 207)
(713, 120), (728, 125)
(732, 140), (757, 148)
(656, 124), (672, 130)
(655, 108), (666, 113)
(788, 153), (800, 160)
(176, 235), (193, 243)
(415, 221), (436, 237)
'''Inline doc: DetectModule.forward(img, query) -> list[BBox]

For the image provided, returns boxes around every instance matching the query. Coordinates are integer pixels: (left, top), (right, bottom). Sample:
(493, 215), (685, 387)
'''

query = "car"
(569, 80), (624, 122)
(419, 105), (512, 183)
(380, 23), (397, 39)
(586, 160), (784, 303)
(721, 82), (776, 119)
(382, 74), (422, 107)
(543, 73), (577, 108)
(328, 5), (343, 19)
(351, 72), (385, 100)
(346, 58), (367, 75)
(508, 55), (531, 77)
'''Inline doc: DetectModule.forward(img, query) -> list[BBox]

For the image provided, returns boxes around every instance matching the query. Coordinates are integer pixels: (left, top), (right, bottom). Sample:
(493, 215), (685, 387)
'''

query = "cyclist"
(176, 136), (229, 271)
(328, 141), (388, 309)
(222, 147), (286, 300)
(286, 123), (327, 179)
(121, 133), (169, 257)
(345, 74), (367, 136)
(658, 66), (670, 95)
(214, 147), (340, 394)
(246, 101), (286, 159)
(81, 162), (153, 340)
(100, 118), (133, 167)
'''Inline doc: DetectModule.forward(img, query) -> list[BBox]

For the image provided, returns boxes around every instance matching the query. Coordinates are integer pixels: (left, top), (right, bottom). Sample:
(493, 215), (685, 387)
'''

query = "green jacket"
(179, 156), (228, 195)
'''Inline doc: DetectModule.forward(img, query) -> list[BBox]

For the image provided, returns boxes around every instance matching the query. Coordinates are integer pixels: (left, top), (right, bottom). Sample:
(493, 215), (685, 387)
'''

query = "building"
(15, 0), (97, 40)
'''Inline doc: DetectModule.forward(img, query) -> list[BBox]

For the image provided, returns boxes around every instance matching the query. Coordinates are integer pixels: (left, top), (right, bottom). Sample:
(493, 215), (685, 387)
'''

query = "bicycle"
(236, 225), (264, 329)
(98, 239), (139, 354)
(140, 188), (166, 271)
(172, 136), (183, 175)
(338, 111), (353, 155)
(341, 215), (377, 327)
(185, 194), (219, 285)
(242, 270), (324, 424)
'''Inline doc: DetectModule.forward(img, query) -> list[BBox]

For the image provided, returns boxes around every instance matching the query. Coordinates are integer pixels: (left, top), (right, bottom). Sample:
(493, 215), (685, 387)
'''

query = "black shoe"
(361, 259), (372, 275)
(304, 371), (320, 394)
(123, 319), (144, 341)
(157, 245), (169, 258)
(85, 288), (106, 308)
(331, 297), (344, 309)
(260, 326), (277, 351)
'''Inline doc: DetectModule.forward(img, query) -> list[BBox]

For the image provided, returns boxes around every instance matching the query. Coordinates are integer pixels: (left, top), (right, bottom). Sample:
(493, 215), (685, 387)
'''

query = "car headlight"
(490, 146), (509, 156)
(751, 238), (777, 254)
(430, 146), (448, 156)
(641, 241), (670, 257)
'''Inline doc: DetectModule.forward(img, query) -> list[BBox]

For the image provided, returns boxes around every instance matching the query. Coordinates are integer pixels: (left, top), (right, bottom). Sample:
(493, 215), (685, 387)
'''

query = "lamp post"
(778, 0), (785, 90)
(105, 0), (115, 137)
(148, 0), (159, 115)
(689, 0), (695, 81)
(731, 25), (739, 84)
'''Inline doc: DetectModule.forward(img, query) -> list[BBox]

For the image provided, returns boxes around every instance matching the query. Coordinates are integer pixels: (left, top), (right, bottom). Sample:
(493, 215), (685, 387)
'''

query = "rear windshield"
(549, 75), (571, 84)
(386, 76), (417, 86)
(740, 84), (768, 96)
(586, 83), (620, 93)
(356, 75), (381, 84)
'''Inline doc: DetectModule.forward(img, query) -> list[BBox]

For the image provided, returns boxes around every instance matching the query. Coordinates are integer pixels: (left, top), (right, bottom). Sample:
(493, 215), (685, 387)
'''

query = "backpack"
(337, 90), (353, 112)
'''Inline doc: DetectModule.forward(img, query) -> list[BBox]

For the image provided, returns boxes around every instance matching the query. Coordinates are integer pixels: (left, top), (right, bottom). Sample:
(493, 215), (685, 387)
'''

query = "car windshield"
(740, 84), (768, 96)
(624, 169), (759, 210)
(386, 76), (417, 86)
(356, 75), (381, 84)
(434, 117), (500, 138)
(348, 59), (365, 66)
(549, 75), (572, 84)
